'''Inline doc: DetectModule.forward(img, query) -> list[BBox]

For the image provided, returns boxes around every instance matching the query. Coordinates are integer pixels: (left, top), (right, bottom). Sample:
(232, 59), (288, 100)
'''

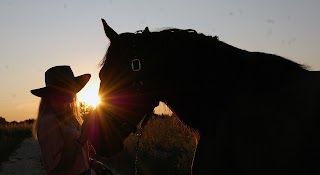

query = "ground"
(0, 137), (45, 175)
(0, 136), (168, 175)
(0, 137), (121, 175)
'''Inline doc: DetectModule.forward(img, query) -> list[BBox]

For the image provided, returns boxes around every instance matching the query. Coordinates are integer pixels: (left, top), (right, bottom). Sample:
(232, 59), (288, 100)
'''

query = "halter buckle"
(131, 59), (141, 71)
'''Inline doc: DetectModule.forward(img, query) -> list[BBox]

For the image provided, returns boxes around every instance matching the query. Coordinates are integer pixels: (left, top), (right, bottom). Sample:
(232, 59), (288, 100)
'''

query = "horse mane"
(156, 28), (308, 70)
(101, 27), (309, 73)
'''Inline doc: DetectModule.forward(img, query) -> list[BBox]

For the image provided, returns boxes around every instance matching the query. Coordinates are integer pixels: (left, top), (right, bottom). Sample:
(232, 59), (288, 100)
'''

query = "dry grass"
(107, 114), (199, 175)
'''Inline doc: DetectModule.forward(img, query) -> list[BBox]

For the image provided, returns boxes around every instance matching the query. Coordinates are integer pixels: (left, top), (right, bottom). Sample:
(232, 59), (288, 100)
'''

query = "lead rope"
(134, 127), (142, 175)
(133, 112), (152, 175)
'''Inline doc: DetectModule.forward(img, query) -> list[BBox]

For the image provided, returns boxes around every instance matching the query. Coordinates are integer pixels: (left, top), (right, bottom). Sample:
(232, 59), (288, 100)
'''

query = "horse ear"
(101, 18), (118, 41)
(143, 27), (150, 34)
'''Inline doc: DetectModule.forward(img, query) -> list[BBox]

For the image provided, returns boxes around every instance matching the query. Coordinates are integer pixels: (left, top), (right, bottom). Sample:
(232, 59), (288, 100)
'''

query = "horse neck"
(147, 38), (307, 132)
(146, 40), (235, 104)
(154, 39), (246, 89)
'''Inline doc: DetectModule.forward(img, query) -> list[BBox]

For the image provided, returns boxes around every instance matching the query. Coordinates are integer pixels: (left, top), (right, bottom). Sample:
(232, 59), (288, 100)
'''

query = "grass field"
(105, 114), (199, 175)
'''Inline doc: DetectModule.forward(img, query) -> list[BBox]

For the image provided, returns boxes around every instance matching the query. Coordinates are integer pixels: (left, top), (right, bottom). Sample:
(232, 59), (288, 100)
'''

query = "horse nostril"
(132, 81), (143, 91)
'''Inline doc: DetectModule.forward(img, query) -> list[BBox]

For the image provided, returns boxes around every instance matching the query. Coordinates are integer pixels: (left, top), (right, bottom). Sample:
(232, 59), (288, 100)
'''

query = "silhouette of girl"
(31, 65), (112, 175)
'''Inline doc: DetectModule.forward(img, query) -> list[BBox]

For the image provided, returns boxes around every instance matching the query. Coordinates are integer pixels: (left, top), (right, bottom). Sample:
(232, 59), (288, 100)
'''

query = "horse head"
(88, 19), (159, 158)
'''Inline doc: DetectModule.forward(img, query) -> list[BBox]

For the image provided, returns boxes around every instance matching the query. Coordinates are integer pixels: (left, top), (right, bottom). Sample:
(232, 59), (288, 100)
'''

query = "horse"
(88, 18), (320, 175)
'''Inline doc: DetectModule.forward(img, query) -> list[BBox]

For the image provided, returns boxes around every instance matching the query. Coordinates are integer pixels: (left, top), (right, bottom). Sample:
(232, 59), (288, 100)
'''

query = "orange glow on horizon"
(77, 80), (101, 108)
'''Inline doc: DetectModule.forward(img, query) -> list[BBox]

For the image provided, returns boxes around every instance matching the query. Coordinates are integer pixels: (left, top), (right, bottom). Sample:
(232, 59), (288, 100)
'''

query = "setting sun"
(77, 80), (101, 108)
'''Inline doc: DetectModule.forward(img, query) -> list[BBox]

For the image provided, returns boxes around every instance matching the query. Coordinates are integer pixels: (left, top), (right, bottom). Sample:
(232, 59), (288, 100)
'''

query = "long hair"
(32, 95), (83, 140)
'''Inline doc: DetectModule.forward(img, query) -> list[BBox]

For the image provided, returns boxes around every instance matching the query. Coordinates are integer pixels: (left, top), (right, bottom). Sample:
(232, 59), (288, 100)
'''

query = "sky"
(1, 0), (320, 122)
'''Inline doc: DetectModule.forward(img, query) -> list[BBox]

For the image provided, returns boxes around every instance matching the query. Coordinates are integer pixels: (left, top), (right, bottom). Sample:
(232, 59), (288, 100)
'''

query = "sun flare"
(77, 80), (100, 108)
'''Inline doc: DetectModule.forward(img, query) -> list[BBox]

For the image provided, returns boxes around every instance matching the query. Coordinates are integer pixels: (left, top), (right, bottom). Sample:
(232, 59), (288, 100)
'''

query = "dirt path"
(0, 137), (45, 175)
(0, 137), (124, 175)
(0, 137), (155, 175)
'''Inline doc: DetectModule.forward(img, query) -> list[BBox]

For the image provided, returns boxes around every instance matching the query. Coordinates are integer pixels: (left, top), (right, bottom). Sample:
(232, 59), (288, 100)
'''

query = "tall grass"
(108, 114), (199, 175)
(0, 121), (33, 166)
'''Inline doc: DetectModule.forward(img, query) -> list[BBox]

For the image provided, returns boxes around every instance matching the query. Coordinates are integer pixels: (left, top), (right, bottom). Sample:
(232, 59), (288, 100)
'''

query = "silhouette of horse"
(89, 18), (320, 175)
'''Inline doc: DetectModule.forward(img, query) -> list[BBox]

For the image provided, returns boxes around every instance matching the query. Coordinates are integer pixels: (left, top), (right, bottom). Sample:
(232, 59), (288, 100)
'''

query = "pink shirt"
(37, 114), (90, 175)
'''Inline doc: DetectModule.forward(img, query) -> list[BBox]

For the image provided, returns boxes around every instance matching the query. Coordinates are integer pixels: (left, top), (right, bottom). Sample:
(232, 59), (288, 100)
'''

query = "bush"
(110, 114), (199, 175)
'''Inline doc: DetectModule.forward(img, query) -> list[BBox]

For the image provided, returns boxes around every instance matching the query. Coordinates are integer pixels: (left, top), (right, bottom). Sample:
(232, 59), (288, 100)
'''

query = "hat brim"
(31, 74), (91, 97)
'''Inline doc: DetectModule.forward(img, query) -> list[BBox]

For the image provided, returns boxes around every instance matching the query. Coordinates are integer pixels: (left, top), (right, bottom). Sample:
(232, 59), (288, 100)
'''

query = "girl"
(31, 65), (112, 175)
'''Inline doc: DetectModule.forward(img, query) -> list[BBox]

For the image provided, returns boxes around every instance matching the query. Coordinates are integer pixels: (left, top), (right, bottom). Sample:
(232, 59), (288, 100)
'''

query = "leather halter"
(106, 38), (152, 136)
(124, 41), (152, 133)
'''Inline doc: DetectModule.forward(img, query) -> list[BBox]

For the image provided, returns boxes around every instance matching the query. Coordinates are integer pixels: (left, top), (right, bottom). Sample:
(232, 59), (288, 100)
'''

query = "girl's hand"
(90, 159), (113, 175)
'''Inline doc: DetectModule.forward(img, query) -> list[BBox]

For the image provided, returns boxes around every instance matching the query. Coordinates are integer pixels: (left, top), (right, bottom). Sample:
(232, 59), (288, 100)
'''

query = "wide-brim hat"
(31, 65), (91, 97)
